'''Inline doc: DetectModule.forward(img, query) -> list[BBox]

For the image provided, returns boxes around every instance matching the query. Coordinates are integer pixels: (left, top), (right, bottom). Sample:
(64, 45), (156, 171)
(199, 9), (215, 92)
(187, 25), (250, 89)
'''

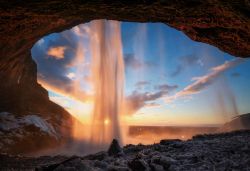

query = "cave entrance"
(31, 19), (250, 150)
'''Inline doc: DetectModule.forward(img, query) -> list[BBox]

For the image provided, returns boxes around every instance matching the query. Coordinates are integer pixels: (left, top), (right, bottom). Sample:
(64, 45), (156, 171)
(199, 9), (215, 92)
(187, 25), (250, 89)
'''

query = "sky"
(31, 20), (250, 126)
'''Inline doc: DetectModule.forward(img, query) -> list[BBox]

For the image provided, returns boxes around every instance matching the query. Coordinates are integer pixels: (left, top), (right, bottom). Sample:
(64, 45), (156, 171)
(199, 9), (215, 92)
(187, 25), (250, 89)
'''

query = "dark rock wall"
(1, 0), (250, 57)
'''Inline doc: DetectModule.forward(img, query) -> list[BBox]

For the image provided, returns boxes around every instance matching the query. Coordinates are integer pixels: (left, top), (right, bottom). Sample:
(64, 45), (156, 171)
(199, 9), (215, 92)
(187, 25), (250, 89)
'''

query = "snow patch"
(22, 115), (58, 138)
(0, 112), (59, 139)
(0, 112), (20, 130)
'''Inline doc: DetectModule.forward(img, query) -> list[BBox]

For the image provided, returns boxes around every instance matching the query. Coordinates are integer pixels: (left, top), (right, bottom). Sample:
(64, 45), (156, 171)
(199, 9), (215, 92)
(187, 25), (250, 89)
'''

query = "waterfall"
(89, 20), (125, 146)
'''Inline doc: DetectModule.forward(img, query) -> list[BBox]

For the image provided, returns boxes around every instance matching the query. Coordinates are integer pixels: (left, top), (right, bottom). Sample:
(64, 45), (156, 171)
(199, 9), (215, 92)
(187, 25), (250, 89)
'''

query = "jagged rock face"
(221, 113), (250, 131)
(0, 0), (250, 58)
(0, 0), (249, 154)
(0, 51), (74, 154)
(0, 112), (72, 154)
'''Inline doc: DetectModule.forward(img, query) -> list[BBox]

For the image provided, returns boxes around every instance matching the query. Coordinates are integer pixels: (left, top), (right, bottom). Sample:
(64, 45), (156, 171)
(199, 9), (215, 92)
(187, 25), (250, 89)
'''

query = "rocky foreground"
(0, 130), (250, 171)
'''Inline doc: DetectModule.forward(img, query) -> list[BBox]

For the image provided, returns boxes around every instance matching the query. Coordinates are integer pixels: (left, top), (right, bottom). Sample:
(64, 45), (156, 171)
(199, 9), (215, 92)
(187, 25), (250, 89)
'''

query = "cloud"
(124, 54), (155, 69)
(171, 65), (182, 77)
(231, 72), (240, 77)
(37, 38), (44, 46)
(66, 72), (76, 80)
(32, 27), (91, 102)
(125, 83), (177, 115)
(144, 102), (161, 108)
(47, 46), (67, 59)
(72, 24), (90, 37)
(38, 79), (91, 102)
(135, 81), (150, 88)
(182, 54), (200, 65)
(125, 90), (166, 115)
(166, 58), (244, 102)
(154, 84), (178, 92)
(171, 54), (200, 77)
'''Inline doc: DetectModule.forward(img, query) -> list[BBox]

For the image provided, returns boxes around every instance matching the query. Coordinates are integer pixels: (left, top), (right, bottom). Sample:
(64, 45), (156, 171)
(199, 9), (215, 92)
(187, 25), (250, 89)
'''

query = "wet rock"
(54, 165), (77, 171)
(136, 151), (148, 159)
(141, 149), (152, 155)
(123, 144), (145, 154)
(108, 139), (123, 156)
(93, 160), (108, 169)
(171, 142), (184, 149)
(54, 158), (93, 171)
(1, 131), (250, 170)
(84, 151), (108, 161)
(149, 163), (164, 171)
(113, 158), (128, 167)
(107, 165), (130, 171)
(160, 139), (182, 146)
(151, 155), (177, 170)
(153, 144), (165, 151)
(128, 159), (150, 171)
(151, 155), (161, 164)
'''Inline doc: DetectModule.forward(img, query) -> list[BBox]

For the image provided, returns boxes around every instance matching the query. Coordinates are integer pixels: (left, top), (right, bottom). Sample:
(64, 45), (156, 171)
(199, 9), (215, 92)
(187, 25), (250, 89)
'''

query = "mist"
(89, 20), (125, 146)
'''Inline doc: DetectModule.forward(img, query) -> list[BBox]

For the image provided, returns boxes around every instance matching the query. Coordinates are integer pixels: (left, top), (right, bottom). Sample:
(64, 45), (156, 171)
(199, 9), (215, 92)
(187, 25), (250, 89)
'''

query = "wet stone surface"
(0, 130), (250, 171)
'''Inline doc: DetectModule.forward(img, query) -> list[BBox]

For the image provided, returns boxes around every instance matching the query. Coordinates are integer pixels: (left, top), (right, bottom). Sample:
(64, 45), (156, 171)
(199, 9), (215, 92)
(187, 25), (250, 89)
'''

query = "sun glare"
(104, 118), (110, 125)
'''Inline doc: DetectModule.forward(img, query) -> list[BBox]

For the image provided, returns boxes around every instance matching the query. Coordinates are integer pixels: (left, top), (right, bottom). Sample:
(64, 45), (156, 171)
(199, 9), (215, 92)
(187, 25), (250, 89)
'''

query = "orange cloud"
(166, 58), (244, 103)
(38, 34), (92, 103)
(38, 78), (92, 102)
(47, 46), (67, 59)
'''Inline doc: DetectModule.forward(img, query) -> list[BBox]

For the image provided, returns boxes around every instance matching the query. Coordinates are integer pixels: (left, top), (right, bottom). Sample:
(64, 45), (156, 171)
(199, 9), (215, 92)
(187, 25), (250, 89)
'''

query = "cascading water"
(89, 20), (125, 146)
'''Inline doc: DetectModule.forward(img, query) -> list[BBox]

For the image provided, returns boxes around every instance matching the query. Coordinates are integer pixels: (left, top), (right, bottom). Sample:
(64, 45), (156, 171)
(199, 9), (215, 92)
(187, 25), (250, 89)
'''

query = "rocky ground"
(0, 130), (250, 171)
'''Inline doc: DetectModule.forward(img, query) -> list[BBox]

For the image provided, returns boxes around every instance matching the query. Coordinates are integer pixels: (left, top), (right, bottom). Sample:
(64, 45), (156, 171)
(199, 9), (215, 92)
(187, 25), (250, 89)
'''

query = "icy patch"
(0, 112), (10, 116)
(0, 112), (20, 130)
(0, 112), (59, 139)
(22, 115), (58, 139)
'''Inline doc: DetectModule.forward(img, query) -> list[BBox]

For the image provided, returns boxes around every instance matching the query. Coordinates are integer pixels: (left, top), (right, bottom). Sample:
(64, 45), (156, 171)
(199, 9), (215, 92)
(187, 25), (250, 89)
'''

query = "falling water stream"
(89, 20), (125, 146)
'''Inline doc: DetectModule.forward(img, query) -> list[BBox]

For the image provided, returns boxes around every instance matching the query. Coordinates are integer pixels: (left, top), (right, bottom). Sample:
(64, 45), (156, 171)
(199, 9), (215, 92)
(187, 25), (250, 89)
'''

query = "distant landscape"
(127, 113), (250, 144)
(128, 125), (218, 143)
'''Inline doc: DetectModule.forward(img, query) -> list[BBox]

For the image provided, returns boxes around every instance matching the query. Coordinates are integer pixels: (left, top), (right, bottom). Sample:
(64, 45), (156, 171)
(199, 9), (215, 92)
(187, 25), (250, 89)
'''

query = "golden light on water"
(104, 118), (110, 125)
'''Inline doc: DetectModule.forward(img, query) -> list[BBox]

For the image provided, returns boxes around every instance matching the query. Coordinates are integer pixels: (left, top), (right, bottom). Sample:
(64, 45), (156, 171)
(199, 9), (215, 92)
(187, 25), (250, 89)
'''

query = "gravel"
(0, 130), (250, 171)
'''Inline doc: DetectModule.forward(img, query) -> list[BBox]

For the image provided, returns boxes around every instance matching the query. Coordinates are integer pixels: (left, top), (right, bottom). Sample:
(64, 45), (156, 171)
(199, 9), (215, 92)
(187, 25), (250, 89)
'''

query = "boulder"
(108, 139), (123, 156)
(128, 159), (150, 171)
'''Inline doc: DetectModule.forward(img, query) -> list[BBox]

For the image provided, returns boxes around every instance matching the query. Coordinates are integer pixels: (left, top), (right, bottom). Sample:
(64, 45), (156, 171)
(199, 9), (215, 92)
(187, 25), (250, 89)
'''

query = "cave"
(0, 1), (250, 170)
